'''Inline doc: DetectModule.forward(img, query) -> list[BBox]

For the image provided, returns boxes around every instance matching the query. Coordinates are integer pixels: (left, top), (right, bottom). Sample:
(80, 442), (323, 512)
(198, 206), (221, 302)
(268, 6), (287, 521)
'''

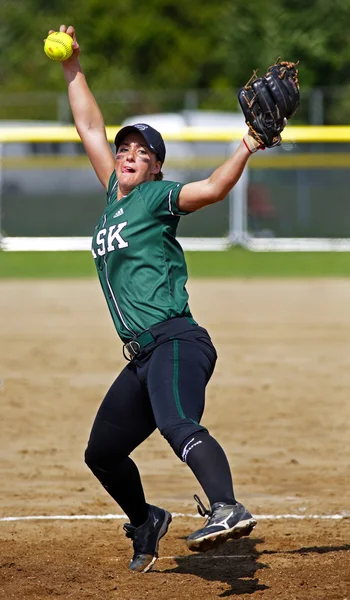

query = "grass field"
(0, 248), (349, 278)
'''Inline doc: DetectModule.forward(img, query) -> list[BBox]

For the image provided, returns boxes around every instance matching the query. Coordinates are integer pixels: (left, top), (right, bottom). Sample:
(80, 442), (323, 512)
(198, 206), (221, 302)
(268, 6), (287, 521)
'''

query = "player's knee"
(160, 419), (208, 459)
(84, 441), (113, 474)
(84, 442), (98, 472)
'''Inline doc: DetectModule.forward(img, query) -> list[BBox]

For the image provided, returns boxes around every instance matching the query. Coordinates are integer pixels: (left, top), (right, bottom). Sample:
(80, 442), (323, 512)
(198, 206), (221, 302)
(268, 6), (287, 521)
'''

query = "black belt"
(122, 317), (197, 361)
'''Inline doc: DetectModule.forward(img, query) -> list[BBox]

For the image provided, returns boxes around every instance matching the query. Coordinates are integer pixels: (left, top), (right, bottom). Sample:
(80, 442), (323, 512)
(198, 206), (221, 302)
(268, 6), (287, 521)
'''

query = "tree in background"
(1, 0), (350, 122)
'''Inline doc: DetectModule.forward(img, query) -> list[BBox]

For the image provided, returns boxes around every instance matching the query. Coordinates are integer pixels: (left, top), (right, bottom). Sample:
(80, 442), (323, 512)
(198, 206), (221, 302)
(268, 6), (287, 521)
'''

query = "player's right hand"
(46, 24), (80, 62)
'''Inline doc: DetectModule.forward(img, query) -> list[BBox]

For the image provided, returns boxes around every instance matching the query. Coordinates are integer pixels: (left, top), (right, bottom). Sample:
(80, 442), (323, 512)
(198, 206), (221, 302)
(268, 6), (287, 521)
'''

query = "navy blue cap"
(114, 123), (166, 164)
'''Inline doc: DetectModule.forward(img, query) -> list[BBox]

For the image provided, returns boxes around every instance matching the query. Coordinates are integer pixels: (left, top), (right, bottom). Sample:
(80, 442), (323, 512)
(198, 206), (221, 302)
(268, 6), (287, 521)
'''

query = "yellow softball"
(44, 32), (73, 62)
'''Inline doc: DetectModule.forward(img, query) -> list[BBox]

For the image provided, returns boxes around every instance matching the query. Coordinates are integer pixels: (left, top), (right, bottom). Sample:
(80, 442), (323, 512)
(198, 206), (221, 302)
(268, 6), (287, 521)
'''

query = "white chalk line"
(1, 512), (349, 523)
(142, 555), (249, 561)
(112, 555), (250, 562)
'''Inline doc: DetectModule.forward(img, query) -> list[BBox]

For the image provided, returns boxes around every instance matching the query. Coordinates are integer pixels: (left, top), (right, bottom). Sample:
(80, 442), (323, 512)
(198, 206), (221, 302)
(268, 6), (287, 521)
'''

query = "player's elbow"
(178, 179), (228, 212)
(202, 185), (228, 206)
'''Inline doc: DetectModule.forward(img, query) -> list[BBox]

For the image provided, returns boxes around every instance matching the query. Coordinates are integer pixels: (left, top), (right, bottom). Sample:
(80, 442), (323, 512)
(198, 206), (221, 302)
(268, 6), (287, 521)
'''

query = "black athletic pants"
(85, 317), (235, 525)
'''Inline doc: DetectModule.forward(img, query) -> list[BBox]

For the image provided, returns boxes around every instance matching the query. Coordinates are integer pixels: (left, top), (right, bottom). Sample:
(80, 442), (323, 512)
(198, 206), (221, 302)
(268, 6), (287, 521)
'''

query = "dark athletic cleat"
(123, 504), (172, 573)
(186, 495), (257, 552)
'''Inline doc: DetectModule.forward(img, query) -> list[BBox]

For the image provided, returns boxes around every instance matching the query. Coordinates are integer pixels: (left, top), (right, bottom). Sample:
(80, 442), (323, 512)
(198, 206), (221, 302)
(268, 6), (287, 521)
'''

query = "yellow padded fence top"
(1, 125), (350, 143)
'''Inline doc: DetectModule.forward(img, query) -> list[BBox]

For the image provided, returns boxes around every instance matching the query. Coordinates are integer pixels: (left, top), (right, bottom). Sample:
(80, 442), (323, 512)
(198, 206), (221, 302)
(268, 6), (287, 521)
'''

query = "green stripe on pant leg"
(172, 339), (199, 424)
(173, 339), (186, 419)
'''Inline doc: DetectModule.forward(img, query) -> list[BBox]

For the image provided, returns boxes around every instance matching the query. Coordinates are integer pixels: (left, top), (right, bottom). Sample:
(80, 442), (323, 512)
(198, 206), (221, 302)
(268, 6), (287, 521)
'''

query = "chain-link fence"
(0, 88), (349, 125)
(1, 127), (350, 251)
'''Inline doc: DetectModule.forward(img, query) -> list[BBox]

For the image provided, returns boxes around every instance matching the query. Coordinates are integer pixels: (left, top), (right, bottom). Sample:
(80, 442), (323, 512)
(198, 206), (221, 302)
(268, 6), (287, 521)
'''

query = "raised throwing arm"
(52, 24), (115, 189)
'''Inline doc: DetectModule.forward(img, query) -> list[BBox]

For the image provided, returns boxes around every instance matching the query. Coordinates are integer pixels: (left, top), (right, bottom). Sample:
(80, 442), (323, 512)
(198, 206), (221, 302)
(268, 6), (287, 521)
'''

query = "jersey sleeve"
(139, 180), (190, 220)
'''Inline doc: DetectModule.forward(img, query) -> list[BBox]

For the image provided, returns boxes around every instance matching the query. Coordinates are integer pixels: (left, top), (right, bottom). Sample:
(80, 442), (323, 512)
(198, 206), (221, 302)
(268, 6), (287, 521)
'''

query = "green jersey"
(91, 172), (192, 342)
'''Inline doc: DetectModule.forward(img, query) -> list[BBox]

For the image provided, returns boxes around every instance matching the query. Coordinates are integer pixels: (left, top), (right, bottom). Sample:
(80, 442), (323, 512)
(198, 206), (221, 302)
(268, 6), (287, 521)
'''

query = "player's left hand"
(238, 59), (300, 149)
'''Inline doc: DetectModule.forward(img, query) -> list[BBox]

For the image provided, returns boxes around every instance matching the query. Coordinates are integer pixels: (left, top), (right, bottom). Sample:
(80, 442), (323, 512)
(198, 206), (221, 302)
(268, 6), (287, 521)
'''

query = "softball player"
(52, 24), (260, 573)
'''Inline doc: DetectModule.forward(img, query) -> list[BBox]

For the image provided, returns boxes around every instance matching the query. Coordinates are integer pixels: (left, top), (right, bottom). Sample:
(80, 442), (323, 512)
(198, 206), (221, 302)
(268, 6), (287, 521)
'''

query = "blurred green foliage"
(2, 0), (350, 91)
(1, 0), (350, 121)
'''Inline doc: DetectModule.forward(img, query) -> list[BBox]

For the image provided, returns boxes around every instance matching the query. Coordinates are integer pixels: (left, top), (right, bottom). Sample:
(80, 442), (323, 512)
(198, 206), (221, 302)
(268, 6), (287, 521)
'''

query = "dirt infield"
(1, 278), (349, 599)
